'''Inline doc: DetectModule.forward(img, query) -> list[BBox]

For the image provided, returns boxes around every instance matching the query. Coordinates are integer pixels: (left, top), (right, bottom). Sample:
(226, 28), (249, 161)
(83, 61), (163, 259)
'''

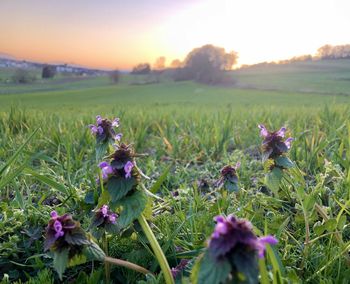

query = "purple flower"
(44, 212), (83, 252)
(109, 213), (117, 224)
(53, 220), (64, 239)
(101, 205), (108, 217)
(256, 235), (278, 258)
(89, 124), (98, 134)
(276, 127), (286, 138)
(258, 124), (293, 160)
(98, 161), (109, 168)
(124, 161), (134, 179)
(258, 124), (269, 137)
(97, 126), (104, 135)
(114, 133), (122, 141)
(208, 215), (277, 260)
(112, 118), (120, 127)
(284, 137), (294, 149)
(90, 205), (118, 230)
(89, 115), (122, 143)
(50, 211), (58, 219)
(99, 161), (113, 180)
(96, 115), (103, 125)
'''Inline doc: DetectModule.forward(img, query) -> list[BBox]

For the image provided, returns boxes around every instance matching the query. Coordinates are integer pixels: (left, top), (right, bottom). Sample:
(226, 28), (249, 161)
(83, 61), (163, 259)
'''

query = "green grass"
(233, 59), (350, 95)
(0, 59), (350, 283)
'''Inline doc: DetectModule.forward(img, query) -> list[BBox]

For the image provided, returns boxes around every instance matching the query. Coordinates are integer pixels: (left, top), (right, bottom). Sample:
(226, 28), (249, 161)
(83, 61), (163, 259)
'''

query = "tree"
(131, 63), (151, 75)
(180, 44), (238, 84)
(12, 69), (36, 84)
(317, 44), (350, 59)
(153, 56), (166, 70)
(42, 65), (56, 79)
(109, 69), (120, 84)
(170, 59), (182, 68)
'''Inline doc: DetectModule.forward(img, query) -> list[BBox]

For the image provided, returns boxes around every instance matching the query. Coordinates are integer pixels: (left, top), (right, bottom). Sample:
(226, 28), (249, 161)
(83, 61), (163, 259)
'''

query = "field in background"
(1, 59), (350, 282)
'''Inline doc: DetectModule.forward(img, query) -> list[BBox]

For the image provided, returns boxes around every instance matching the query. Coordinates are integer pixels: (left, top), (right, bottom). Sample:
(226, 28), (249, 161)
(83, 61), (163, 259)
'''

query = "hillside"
(232, 59), (350, 96)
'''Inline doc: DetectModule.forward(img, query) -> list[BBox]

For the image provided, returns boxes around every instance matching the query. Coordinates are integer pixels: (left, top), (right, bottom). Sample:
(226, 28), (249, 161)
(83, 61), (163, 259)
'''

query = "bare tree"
(154, 56), (166, 70)
(131, 63), (151, 75)
(109, 69), (120, 84)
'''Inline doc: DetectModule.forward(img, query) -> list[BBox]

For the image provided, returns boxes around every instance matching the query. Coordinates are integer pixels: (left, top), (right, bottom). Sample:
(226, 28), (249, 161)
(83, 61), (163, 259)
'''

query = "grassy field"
(0, 60), (350, 283)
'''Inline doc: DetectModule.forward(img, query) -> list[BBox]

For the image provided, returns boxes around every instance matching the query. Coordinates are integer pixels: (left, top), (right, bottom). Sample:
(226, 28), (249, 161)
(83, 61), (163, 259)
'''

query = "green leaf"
(68, 253), (87, 267)
(338, 215), (347, 230)
(97, 189), (110, 207)
(275, 156), (294, 169)
(64, 229), (90, 246)
(313, 222), (326, 236)
(229, 249), (259, 284)
(15, 187), (25, 210)
(116, 190), (147, 228)
(24, 168), (68, 195)
(150, 165), (171, 193)
(265, 167), (283, 194)
(84, 190), (95, 204)
(95, 141), (108, 161)
(53, 249), (69, 280)
(224, 180), (239, 192)
(107, 176), (135, 202)
(197, 251), (231, 284)
(0, 127), (39, 176)
(84, 241), (106, 261)
(324, 219), (337, 231)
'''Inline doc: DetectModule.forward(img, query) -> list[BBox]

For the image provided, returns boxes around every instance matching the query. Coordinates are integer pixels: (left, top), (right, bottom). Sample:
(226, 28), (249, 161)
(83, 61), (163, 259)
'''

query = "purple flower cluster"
(89, 115), (122, 142)
(99, 205), (117, 224)
(90, 205), (119, 237)
(44, 211), (89, 252)
(216, 162), (240, 192)
(208, 215), (278, 260)
(258, 124), (294, 161)
(97, 159), (134, 182)
(171, 259), (189, 278)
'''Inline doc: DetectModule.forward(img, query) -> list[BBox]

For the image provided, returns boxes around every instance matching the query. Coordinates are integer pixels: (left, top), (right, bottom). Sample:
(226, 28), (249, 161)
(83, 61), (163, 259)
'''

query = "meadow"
(0, 60), (350, 283)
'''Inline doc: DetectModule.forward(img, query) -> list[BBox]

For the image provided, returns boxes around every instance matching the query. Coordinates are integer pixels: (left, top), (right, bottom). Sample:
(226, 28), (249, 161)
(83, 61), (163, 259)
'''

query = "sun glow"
(1, 0), (350, 69)
(156, 0), (350, 66)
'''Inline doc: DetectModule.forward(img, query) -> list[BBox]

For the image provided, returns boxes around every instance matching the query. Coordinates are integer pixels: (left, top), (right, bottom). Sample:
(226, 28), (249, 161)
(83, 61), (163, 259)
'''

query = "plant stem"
(138, 214), (175, 284)
(103, 233), (111, 284)
(104, 256), (152, 275)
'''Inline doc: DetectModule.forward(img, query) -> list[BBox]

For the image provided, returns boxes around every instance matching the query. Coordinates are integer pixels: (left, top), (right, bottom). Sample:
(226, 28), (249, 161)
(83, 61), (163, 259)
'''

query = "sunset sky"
(1, 0), (350, 70)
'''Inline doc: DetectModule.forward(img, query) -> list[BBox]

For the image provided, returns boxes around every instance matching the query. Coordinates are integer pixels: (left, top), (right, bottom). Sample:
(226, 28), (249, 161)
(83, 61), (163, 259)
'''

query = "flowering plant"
(258, 125), (294, 193)
(90, 205), (119, 238)
(44, 211), (105, 280)
(194, 214), (278, 284)
(216, 162), (240, 192)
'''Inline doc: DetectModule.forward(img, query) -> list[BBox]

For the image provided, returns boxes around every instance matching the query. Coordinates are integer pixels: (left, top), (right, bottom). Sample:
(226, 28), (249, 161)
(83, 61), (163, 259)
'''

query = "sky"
(1, 0), (350, 70)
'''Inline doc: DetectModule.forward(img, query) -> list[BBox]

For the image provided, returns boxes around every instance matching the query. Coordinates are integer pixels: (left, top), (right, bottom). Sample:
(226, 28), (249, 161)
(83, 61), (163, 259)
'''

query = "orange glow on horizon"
(1, 0), (350, 70)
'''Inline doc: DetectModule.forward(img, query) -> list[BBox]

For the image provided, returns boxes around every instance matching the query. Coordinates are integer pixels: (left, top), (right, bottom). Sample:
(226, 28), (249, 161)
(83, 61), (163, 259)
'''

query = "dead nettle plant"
(191, 215), (278, 284)
(89, 115), (174, 284)
(44, 211), (150, 281)
(258, 124), (294, 195)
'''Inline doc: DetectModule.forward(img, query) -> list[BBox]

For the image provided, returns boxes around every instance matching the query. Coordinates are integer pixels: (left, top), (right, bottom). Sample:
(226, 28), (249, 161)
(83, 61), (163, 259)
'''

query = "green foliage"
(275, 156), (294, 169)
(264, 167), (283, 194)
(115, 190), (147, 228)
(84, 241), (106, 261)
(107, 176), (136, 202)
(195, 252), (231, 284)
(1, 72), (350, 283)
(53, 249), (69, 280)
